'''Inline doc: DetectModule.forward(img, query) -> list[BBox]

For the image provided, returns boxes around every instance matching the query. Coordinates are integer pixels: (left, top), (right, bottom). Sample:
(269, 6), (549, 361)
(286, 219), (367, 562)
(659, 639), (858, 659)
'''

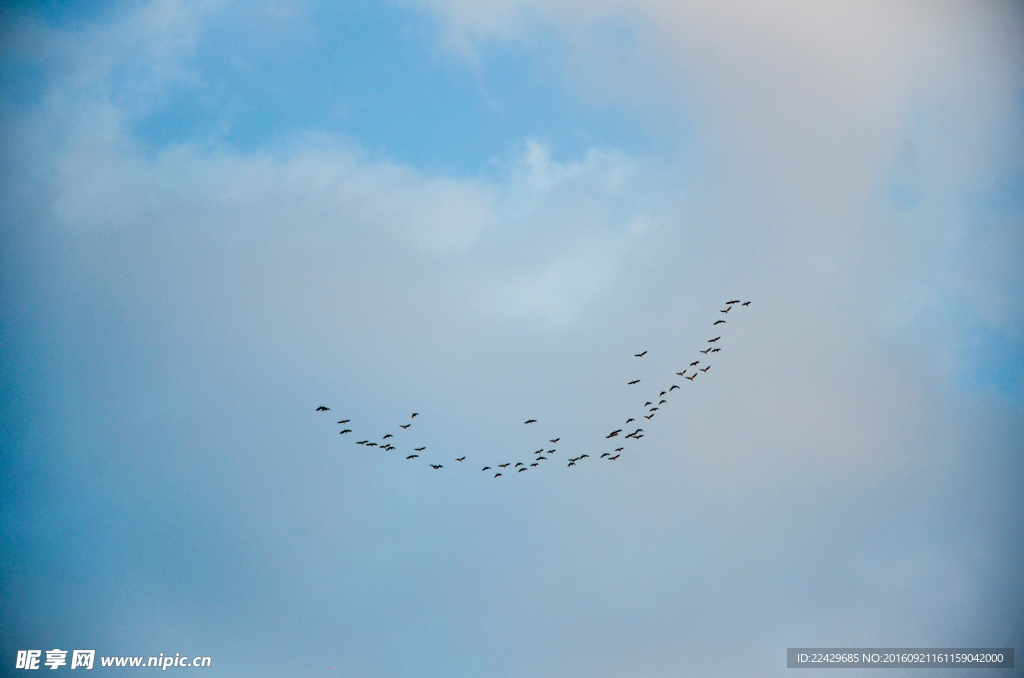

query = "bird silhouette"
(482, 466), (491, 471)
(494, 473), (502, 477)
(366, 442), (378, 447)
(430, 464), (443, 469)
(609, 454), (620, 460)
(645, 413), (655, 420)
(709, 336), (721, 342)
(626, 418), (635, 423)
(356, 440), (367, 445)
(406, 454), (419, 459)
(601, 453), (610, 458)
(339, 429), (352, 434)
(568, 461), (576, 467)
(607, 430), (622, 438)
(649, 407), (658, 412)
(742, 301), (750, 306)
(727, 299), (740, 304)
(700, 366), (710, 372)
(337, 420), (350, 424)
(535, 449), (544, 454)
(580, 454), (589, 459)
(400, 424), (410, 429)
(499, 463), (510, 468)
(659, 391), (666, 397)
(518, 468), (527, 472)
(316, 406), (329, 411)
(524, 419), (537, 424)
(550, 438), (560, 443)
(414, 447), (425, 451)
(690, 361), (699, 366)
(411, 413), (418, 419)
(456, 457), (465, 462)
(628, 379), (640, 385)
(537, 456), (546, 461)
(615, 447), (623, 452)
(515, 462), (524, 467)
(676, 370), (687, 377)
(711, 348), (720, 353)
(687, 374), (697, 381)
(721, 306), (731, 313)
(669, 385), (679, 391)
(531, 463), (538, 467)
(546, 449), (556, 454)
(382, 434), (392, 439)
(714, 320), (726, 325)
(635, 351), (647, 357)
(659, 400), (666, 404)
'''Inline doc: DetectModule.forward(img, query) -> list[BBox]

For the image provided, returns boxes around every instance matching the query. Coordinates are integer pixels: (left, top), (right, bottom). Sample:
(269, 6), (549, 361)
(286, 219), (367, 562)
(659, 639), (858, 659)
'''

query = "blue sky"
(2, 1), (1022, 677)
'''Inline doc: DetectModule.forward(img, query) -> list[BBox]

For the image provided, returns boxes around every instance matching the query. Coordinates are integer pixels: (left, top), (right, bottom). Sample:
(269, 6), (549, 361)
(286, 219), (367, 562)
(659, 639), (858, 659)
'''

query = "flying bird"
(676, 371), (686, 377)
(316, 406), (329, 411)
(518, 468), (527, 472)
(495, 473), (502, 477)
(714, 320), (726, 325)
(711, 348), (720, 353)
(366, 442), (378, 447)
(356, 440), (367, 445)
(645, 401), (652, 407)
(700, 366), (710, 372)
(601, 453), (610, 458)
(721, 306), (731, 313)
(649, 408), (658, 412)
(742, 301), (751, 306)
(580, 454), (589, 459)
(659, 400), (666, 404)
(531, 463), (539, 467)
(626, 418), (635, 423)
(382, 434), (392, 439)
(690, 361), (699, 366)
(456, 457), (465, 462)
(659, 391), (666, 397)
(606, 430), (622, 438)
(515, 462), (524, 467)
(727, 300), (740, 304)
(635, 351), (647, 357)
(567, 461), (576, 467)
(337, 420), (350, 424)
(524, 419), (537, 424)
(400, 424), (410, 429)
(535, 449), (544, 454)
(615, 447), (623, 452)
(609, 454), (620, 460)
(537, 456), (546, 461)
(701, 348), (711, 354)
(628, 379), (640, 385)
(339, 429), (352, 434)
(406, 454), (418, 459)
(687, 374), (697, 381)
(430, 464), (443, 469)
(482, 467), (491, 471)
(550, 438), (560, 443)
(499, 463), (510, 468)
(709, 337), (720, 342)
(645, 414), (655, 420)
(669, 385), (679, 391)
(414, 447), (425, 452)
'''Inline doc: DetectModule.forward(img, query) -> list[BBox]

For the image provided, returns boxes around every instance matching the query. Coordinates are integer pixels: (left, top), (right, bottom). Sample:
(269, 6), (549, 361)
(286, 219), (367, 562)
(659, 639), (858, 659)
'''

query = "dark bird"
(615, 447), (623, 452)
(535, 449), (544, 454)
(482, 467), (491, 471)
(635, 351), (647, 357)
(727, 299), (740, 304)
(690, 361), (699, 366)
(547, 449), (555, 454)
(337, 420), (350, 424)
(550, 438), (560, 443)
(659, 391), (666, 397)
(708, 336), (720, 342)
(456, 457), (465, 462)
(649, 407), (658, 412)
(499, 463), (510, 468)
(701, 348), (711, 354)
(383, 445), (395, 450)
(687, 374), (697, 381)
(414, 447), (426, 452)
(609, 454), (620, 460)
(430, 464), (443, 469)
(580, 454), (589, 459)
(626, 418), (635, 423)
(659, 400), (666, 404)
(601, 453), (610, 458)
(411, 413), (418, 419)
(634, 434), (644, 439)
(676, 371), (686, 377)
(645, 414), (655, 420)
(721, 306), (731, 313)
(606, 430), (622, 438)
(644, 401), (652, 407)
(700, 366), (710, 373)
(339, 429), (352, 434)
(356, 440), (367, 445)
(495, 473), (502, 477)
(366, 442), (378, 447)
(400, 424), (411, 429)
(525, 419), (537, 424)
(537, 456), (547, 461)
(714, 320), (725, 325)
(628, 379), (640, 385)
(711, 348), (720, 353)
(669, 385), (679, 391)
(382, 434), (393, 439)
(316, 406), (329, 411)
(568, 461), (576, 467)
(406, 454), (419, 459)
(742, 301), (750, 306)
(531, 463), (538, 467)
(515, 462), (524, 467)
(518, 468), (526, 472)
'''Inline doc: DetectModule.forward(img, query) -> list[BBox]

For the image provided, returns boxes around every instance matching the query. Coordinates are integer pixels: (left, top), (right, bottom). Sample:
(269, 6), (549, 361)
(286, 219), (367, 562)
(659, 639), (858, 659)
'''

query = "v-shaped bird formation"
(315, 299), (752, 478)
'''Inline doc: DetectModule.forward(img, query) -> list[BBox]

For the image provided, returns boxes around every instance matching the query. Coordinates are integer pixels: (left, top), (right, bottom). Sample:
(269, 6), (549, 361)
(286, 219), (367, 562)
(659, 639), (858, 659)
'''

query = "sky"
(1, 1), (1022, 676)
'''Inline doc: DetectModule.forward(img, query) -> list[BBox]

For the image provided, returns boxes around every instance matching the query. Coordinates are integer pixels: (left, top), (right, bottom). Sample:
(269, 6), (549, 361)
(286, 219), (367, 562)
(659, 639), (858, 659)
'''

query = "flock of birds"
(316, 300), (751, 478)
